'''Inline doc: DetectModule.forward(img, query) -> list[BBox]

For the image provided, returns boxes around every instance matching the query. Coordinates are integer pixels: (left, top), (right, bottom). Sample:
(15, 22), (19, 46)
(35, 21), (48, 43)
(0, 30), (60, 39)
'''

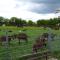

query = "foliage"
(0, 16), (60, 27)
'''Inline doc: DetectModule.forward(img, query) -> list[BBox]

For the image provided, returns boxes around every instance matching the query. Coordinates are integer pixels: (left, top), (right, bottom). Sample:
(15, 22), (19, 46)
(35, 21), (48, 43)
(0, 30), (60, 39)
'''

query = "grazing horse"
(15, 33), (28, 44)
(0, 35), (12, 45)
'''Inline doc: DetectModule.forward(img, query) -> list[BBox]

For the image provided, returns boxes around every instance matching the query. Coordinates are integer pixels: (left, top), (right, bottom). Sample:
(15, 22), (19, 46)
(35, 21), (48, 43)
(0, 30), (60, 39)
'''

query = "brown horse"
(32, 32), (56, 53)
(12, 33), (28, 44)
(33, 37), (47, 53)
(0, 35), (12, 45)
(16, 33), (28, 44)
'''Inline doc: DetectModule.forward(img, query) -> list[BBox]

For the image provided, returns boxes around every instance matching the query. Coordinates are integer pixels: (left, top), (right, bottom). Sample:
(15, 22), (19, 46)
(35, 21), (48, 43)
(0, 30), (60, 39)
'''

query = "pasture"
(0, 26), (60, 60)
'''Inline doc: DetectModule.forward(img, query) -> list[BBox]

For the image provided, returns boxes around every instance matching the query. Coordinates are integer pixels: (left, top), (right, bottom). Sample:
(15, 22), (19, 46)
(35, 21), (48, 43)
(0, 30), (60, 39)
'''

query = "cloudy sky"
(0, 0), (60, 21)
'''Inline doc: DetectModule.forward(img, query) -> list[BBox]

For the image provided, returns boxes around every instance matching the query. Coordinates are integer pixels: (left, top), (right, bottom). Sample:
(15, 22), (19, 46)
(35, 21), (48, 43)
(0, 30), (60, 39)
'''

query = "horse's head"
(42, 33), (49, 38)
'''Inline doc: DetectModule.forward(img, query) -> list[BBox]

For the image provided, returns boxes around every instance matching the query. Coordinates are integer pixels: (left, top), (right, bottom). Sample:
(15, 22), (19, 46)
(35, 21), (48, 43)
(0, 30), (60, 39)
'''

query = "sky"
(0, 0), (60, 21)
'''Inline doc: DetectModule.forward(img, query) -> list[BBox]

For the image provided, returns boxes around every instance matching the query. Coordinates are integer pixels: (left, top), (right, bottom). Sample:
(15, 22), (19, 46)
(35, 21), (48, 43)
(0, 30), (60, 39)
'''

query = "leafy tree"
(22, 20), (27, 26)
(15, 18), (23, 27)
(37, 20), (41, 26)
(0, 16), (4, 21)
(0, 16), (5, 26)
(27, 20), (34, 26)
(37, 20), (48, 27)
(4, 18), (9, 26)
(10, 17), (18, 26)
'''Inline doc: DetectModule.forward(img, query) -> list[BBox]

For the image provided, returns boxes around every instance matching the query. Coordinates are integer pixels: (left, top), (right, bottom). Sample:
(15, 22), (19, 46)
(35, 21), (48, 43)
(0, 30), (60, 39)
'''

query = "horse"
(16, 33), (28, 44)
(12, 33), (28, 44)
(0, 35), (12, 45)
(32, 32), (56, 53)
(32, 36), (47, 53)
(42, 33), (56, 41)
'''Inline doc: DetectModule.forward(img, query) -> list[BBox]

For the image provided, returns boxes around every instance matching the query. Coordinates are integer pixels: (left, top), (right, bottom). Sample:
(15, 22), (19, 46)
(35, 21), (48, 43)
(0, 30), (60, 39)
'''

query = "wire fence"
(0, 28), (60, 60)
(0, 39), (48, 60)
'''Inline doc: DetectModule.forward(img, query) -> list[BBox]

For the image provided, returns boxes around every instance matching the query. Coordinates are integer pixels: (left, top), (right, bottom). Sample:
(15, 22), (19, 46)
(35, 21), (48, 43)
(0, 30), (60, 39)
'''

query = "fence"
(0, 28), (60, 60)
(18, 50), (51, 60)
(0, 44), (50, 60)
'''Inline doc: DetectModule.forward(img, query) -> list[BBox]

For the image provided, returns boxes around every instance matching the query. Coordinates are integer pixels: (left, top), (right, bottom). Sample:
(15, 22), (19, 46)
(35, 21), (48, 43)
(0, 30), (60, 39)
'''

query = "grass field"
(0, 26), (60, 60)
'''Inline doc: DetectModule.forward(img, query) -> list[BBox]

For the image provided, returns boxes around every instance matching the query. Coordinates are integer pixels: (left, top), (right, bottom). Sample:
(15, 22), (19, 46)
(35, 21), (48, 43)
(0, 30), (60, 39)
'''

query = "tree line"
(0, 16), (60, 27)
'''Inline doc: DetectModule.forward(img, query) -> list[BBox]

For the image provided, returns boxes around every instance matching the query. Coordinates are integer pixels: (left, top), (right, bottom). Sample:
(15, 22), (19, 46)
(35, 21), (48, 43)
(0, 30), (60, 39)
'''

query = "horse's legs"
(33, 46), (37, 53)
(35, 48), (37, 53)
(18, 39), (20, 44)
(33, 48), (37, 53)
(0, 42), (2, 46)
(44, 43), (47, 47)
(8, 37), (12, 45)
(25, 38), (28, 43)
(8, 40), (11, 45)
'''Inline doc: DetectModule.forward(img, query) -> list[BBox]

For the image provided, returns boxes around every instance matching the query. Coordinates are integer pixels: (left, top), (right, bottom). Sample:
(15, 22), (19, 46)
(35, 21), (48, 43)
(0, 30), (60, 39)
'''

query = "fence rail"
(18, 50), (51, 60)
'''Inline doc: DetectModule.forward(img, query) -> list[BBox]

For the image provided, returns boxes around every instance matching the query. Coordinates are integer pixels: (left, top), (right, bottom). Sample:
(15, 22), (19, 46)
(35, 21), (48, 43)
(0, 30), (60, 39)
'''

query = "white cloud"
(0, 0), (60, 22)
(0, 0), (15, 9)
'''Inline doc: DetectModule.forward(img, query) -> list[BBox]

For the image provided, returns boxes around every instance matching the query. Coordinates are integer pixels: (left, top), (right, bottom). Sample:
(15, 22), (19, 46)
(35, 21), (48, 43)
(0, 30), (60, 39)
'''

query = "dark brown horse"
(0, 35), (12, 45)
(33, 37), (47, 53)
(32, 32), (56, 53)
(16, 33), (28, 44)
(12, 33), (28, 44)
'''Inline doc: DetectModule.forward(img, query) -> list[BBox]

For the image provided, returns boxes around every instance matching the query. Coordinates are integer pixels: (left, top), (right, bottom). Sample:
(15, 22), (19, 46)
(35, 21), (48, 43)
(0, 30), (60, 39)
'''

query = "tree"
(22, 20), (27, 26)
(15, 18), (23, 27)
(4, 18), (9, 26)
(0, 16), (4, 26)
(37, 19), (48, 27)
(10, 17), (19, 26)
(27, 20), (34, 26)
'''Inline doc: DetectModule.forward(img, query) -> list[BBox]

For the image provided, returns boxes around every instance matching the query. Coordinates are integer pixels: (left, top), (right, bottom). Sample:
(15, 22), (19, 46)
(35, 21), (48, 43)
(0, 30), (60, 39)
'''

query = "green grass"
(0, 26), (60, 60)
